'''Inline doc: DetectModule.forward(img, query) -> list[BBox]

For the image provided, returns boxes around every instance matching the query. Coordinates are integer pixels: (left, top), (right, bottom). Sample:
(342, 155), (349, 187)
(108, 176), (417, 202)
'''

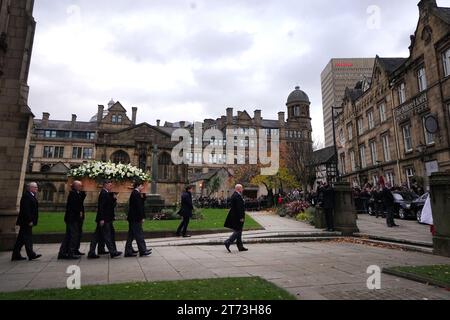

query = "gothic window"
(159, 152), (172, 180)
(111, 150), (130, 164)
(41, 184), (56, 202)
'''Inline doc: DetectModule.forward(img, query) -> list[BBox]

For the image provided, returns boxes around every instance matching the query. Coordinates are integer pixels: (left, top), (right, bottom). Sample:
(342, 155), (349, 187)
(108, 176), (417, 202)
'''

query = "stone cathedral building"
(0, 0), (36, 250)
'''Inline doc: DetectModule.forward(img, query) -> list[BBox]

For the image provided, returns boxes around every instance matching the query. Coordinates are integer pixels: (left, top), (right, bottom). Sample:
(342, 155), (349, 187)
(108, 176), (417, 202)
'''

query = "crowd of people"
(11, 181), (251, 262)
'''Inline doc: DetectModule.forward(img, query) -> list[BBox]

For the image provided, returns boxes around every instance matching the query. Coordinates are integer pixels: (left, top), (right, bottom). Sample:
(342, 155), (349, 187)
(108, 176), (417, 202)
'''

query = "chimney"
(42, 112), (50, 127)
(226, 108), (233, 124)
(97, 105), (104, 123)
(278, 112), (285, 125)
(179, 121), (186, 128)
(254, 110), (262, 124)
(132, 107), (137, 125)
(71, 114), (77, 126)
(418, 0), (437, 11)
(157, 120), (161, 127)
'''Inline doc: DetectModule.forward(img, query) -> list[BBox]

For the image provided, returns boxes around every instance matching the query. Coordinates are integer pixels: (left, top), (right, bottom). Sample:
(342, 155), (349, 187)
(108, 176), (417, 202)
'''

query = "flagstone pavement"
(0, 211), (447, 300)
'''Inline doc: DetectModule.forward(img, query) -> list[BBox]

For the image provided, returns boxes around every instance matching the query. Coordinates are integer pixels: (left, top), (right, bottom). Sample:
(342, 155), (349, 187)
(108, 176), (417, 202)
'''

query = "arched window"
(111, 150), (130, 164)
(41, 183), (56, 202)
(40, 164), (51, 173)
(158, 153), (172, 180)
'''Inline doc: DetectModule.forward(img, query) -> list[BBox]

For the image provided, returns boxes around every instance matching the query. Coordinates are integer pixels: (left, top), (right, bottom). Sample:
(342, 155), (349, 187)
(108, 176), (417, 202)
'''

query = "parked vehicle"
(393, 191), (419, 220)
(367, 191), (418, 220)
(412, 193), (429, 223)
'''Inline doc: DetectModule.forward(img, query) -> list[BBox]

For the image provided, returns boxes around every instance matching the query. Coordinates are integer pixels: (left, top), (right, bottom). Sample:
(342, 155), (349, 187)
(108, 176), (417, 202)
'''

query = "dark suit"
(224, 192), (246, 249)
(321, 185), (335, 231)
(381, 187), (396, 227)
(12, 192), (39, 259)
(89, 189), (118, 256)
(59, 189), (86, 257)
(125, 190), (148, 255)
(176, 191), (193, 236)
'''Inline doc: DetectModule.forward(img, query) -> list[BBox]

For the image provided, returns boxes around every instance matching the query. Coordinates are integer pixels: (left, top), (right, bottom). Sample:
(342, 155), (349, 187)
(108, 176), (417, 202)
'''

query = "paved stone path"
(0, 241), (449, 300)
(0, 211), (447, 300)
(356, 214), (433, 246)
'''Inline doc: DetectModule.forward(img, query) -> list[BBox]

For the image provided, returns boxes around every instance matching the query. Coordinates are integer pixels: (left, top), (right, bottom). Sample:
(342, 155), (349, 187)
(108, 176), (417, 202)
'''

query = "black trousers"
(225, 229), (244, 248)
(76, 220), (84, 251)
(59, 222), (80, 257)
(125, 222), (147, 255)
(89, 222), (117, 255)
(324, 208), (334, 230)
(176, 216), (191, 236)
(386, 206), (396, 226)
(12, 225), (35, 258)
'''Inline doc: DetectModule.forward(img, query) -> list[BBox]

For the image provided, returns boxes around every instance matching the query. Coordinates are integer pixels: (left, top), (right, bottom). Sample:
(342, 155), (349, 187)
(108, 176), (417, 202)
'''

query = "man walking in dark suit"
(58, 180), (86, 260)
(176, 186), (194, 238)
(224, 184), (248, 253)
(88, 181), (122, 259)
(12, 182), (42, 261)
(381, 182), (399, 228)
(125, 182), (152, 258)
(321, 181), (336, 232)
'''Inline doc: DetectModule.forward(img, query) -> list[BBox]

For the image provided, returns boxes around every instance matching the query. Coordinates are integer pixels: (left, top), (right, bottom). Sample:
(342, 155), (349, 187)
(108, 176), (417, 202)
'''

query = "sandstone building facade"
(336, 0), (450, 190)
(0, 0), (36, 250)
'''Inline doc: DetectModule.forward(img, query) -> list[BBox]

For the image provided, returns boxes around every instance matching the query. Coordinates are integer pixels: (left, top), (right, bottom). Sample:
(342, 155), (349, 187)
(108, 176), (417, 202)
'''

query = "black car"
(392, 191), (419, 220)
(368, 191), (418, 220)
(412, 193), (429, 223)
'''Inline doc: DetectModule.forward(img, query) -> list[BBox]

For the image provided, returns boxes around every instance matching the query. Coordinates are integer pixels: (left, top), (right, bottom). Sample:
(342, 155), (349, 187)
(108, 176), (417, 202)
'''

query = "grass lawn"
(34, 209), (262, 234)
(384, 265), (450, 288)
(0, 277), (295, 300)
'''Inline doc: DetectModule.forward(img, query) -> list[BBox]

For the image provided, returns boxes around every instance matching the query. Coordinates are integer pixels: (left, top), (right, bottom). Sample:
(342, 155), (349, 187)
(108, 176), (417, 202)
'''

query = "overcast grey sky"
(28, 0), (450, 145)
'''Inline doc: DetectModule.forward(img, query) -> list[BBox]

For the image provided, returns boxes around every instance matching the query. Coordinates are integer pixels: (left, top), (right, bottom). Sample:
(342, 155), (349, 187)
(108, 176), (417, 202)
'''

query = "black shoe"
(29, 254), (42, 261)
(140, 250), (152, 257)
(175, 233), (181, 237)
(392, 224), (400, 227)
(110, 252), (122, 259)
(224, 242), (231, 253)
(124, 253), (137, 258)
(60, 255), (80, 260)
(98, 251), (109, 255)
(238, 247), (249, 252)
(88, 253), (100, 259)
(182, 235), (192, 238)
(132, 250), (139, 254)
(75, 251), (85, 256)
(11, 255), (26, 261)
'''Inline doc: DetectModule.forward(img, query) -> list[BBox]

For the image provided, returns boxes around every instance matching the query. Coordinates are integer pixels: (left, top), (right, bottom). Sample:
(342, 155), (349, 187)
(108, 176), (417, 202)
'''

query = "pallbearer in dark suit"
(88, 180), (122, 259)
(176, 186), (194, 238)
(58, 180), (86, 260)
(12, 182), (42, 261)
(125, 182), (152, 257)
(224, 184), (248, 253)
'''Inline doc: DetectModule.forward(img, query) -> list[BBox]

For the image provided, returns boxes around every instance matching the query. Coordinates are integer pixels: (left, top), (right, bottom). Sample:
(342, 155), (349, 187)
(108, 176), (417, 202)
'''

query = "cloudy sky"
(28, 0), (450, 145)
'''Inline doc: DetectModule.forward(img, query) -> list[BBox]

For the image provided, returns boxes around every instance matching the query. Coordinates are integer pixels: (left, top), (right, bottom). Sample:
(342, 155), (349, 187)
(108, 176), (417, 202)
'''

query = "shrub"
(286, 201), (310, 217)
(277, 207), (288, 217)
(296, 207), (315, 225)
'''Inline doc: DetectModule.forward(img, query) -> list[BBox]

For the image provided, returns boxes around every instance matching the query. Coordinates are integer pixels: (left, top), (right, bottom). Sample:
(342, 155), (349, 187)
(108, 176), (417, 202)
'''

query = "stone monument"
(429, 172), (450, 257)
(333, 181), (359, 236)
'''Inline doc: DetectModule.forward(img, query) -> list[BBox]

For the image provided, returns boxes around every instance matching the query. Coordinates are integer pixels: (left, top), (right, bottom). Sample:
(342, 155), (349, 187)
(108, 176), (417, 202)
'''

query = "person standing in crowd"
(176, 186), (194, 238)
(321, 181), (336, 232)
(88, 180), (122, 259)
(58, 180), (86, 260)
(381, 182), (399, 228)
(224, 184), (248, 253)
(125, 182), (152, 258)
(11, 182), (42, 261)
(420, 193), (435, 235)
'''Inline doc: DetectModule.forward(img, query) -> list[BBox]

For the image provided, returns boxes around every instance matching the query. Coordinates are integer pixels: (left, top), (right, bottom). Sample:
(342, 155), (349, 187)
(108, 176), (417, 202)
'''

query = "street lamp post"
(331, 105), (344, 182)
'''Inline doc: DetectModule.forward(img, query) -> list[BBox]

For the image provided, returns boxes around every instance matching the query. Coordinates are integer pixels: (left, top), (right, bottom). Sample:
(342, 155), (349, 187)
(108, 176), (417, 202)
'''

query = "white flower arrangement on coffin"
(68, 161), (151, 183)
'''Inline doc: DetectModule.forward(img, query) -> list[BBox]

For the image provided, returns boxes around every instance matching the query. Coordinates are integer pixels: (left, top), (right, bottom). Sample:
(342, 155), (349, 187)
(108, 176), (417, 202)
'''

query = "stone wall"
(0, 0), (36, 250)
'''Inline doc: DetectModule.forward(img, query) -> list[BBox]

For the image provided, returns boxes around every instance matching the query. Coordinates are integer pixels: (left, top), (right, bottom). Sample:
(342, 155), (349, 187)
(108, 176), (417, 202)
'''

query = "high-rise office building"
(321, 58), (375, 147)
